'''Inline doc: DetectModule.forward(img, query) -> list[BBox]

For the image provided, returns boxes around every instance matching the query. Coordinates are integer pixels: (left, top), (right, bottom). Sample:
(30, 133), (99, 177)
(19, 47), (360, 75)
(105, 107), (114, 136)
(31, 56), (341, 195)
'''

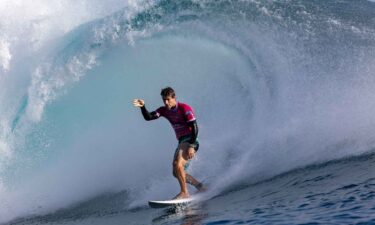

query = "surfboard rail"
(148, 197), (196, 208)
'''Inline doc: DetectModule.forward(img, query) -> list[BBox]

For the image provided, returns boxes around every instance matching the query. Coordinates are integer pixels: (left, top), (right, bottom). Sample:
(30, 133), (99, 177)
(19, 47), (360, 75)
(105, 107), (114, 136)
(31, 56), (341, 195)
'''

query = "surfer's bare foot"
(195, 183), (207, 192)
(173, 192), (189, 199)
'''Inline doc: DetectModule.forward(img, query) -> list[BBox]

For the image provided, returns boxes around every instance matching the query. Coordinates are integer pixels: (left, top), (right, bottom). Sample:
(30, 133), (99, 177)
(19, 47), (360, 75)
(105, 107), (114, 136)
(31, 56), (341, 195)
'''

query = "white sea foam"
(0, 39), (11, 71)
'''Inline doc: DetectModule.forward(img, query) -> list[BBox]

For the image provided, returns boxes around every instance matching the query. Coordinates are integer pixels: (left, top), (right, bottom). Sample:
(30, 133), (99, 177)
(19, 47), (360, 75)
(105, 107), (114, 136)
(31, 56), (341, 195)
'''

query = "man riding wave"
(133, 87), (204, 199)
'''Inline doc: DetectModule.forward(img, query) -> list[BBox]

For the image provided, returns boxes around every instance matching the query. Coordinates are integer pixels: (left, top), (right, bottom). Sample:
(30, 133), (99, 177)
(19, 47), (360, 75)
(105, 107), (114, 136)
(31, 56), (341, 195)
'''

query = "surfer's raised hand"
(187, 147), (195, 160)
(133, 99), (145, 107)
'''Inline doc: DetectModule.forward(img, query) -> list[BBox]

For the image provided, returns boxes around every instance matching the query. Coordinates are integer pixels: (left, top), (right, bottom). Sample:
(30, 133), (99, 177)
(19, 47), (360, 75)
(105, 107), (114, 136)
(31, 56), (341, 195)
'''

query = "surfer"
(133, 87), (204, 199)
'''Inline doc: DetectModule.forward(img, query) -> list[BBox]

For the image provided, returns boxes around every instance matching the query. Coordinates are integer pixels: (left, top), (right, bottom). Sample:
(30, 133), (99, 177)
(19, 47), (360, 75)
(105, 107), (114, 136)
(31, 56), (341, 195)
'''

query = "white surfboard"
(148, 196), (196, 208)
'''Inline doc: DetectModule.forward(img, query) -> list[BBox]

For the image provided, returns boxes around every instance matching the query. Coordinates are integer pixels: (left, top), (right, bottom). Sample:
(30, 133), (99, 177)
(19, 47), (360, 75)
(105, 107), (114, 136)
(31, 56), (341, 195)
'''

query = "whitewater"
(0, 0), (375, 224)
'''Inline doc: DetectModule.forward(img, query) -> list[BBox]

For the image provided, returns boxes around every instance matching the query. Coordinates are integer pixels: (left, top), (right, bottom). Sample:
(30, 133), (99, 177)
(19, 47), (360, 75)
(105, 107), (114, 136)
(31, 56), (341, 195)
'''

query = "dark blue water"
(5, 152), (375, 224)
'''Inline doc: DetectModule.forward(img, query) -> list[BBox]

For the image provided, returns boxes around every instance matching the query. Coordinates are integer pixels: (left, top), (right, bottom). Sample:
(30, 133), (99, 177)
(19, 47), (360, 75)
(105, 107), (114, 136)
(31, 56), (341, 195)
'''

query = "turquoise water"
(1, 0), (375, 224)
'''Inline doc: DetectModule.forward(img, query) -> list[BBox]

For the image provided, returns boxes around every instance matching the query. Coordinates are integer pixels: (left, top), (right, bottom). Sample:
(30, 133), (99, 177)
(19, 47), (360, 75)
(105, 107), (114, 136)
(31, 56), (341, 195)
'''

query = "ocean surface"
(1, 0), (375, 224)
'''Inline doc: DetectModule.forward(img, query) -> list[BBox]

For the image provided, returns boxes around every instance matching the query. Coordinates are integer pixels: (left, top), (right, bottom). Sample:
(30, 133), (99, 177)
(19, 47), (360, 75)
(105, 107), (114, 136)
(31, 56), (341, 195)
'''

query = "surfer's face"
(163, 96), (177, 109)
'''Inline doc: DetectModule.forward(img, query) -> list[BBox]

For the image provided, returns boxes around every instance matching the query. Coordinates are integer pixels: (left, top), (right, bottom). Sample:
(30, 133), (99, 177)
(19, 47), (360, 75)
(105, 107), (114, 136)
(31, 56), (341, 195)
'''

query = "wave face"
(1, 0), (375, 223)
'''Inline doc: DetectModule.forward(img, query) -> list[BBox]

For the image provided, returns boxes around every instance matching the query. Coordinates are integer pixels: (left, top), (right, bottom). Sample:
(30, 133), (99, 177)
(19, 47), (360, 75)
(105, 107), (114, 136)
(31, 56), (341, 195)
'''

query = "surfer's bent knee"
(173, 154), (183, 167)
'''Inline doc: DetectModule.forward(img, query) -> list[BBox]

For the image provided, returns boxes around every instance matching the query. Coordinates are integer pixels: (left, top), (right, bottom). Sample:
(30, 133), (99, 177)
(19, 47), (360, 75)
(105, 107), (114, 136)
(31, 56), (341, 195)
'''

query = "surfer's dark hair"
(161, 87), (176, 98)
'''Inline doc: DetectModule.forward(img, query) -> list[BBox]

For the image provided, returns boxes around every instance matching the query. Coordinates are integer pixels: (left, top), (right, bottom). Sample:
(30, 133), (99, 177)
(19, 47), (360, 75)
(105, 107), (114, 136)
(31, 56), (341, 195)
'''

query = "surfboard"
(148, 197), (196, 208)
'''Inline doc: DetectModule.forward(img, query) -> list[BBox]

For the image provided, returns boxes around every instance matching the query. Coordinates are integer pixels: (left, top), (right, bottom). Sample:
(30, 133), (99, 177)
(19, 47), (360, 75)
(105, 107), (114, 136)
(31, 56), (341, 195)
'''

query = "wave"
(6, 150), (375, 224)
(1, 0), (375, 223)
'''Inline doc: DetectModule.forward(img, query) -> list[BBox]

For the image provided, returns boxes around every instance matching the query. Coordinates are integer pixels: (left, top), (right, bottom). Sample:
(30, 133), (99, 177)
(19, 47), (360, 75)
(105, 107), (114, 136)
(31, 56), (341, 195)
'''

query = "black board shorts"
(173, 135), (200, 170)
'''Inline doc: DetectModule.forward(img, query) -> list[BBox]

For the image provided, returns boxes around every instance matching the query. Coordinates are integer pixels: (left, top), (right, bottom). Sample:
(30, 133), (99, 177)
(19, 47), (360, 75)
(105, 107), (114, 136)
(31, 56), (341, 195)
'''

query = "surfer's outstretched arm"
(140, 106), (159, 121)
(133, 99), (159, 121)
